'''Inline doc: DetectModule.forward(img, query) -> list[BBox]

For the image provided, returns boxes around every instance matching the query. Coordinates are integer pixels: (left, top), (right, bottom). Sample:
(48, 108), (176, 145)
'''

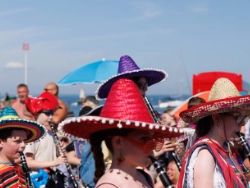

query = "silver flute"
(49, 121), (78, 188)
(144, 96), (182, 171)
(19, 152), (34, 188)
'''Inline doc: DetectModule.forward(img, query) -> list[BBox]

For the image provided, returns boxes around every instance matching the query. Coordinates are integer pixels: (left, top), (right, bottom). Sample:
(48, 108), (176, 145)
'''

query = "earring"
(116, 152), (125, 165)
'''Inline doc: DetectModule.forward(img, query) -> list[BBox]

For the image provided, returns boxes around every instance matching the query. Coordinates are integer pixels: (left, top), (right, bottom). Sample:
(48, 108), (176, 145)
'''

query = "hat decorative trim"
(58, 116), (187, 139)
(96, 68), (167, 100)
(0, 107), (47, 143)
(96, 55), (167, 100)
(180, 78), (250, 123)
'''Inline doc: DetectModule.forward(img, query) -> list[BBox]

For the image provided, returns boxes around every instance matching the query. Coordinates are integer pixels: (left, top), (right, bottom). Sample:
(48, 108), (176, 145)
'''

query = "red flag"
(23, 43), (29, 51)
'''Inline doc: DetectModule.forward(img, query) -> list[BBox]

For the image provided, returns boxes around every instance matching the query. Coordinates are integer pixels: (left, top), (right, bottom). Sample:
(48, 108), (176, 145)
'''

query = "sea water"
(60, 94), (190, 117)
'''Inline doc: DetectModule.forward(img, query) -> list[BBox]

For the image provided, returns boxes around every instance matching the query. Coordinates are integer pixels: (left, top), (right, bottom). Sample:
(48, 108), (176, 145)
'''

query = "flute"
(144, 96), (182, 171)
(150, 156), (174, 188)
(49, 121), (78, 188)
(19, 152), (34, 188)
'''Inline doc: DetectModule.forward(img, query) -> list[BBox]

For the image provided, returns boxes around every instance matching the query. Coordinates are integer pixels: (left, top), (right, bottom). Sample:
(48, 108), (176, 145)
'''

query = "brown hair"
(188, 97), (206, 109)
(89, 129), (134, 183)
(0, 128), (27, 141)
(17, 83), (28, 90)
(195, 115), (214, 138)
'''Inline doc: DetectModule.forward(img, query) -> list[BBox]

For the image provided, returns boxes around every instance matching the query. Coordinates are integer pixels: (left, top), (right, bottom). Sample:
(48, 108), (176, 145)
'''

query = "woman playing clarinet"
(59, 78), (185, 188)
(178, 78), (250, 188)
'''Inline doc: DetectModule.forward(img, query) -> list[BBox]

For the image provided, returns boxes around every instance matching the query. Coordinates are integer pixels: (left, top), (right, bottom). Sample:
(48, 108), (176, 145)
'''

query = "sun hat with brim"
(25, 91), (60, 114)
(96, 55), (167, 99)
(0, 107), (46, 143)
(180, 78), (250, 124)
(59, 78), (185, 140)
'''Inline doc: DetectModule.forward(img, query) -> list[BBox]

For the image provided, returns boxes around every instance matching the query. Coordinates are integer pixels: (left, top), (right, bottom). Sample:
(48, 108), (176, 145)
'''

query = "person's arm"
(194, 149), (215, 188)
(66, 151), (81, 166)
(52, 100), (67, 126)
(153, 140), (176, 159)
(25, 152), (67, 169)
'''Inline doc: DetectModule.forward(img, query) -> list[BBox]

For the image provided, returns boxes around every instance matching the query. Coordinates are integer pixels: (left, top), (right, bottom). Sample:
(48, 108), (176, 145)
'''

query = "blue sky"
(0, 0), (250, 97)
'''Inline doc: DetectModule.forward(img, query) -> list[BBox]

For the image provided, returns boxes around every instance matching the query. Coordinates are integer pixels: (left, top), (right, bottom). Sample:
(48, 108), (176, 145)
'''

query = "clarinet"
(144, 96), (182, 171)
(150, 156), (174, 188)
(235, 132), (250, 174)
(49, 121), (78, 188)
(19, 152), (34, 188)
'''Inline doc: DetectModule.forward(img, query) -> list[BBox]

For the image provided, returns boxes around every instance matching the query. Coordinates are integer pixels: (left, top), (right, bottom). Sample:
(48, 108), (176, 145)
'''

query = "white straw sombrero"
(180, 78), (250, 123)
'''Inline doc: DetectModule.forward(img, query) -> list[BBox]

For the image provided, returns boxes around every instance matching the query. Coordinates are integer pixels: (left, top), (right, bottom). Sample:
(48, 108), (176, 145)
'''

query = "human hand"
(153, 140), (176, 158)
(54, 155), (67, 166)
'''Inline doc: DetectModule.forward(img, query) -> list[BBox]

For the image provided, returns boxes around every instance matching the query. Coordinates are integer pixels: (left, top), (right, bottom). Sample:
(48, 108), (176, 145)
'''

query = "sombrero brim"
(180, 95), (250, 124)
(58, 116), (184, 140)
(0, 119), (46, 143)
(81, 105), (103, 116)
(96, 69), (167, 99)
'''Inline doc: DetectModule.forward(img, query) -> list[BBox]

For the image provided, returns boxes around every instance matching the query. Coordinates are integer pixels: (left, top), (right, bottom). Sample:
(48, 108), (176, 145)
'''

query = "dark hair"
(195, 115), (214, 138)
(17, 84), (28, 89)
(0, 128), (27, 141)
(89, 129), (134, 183)
(188, 97), (206, 109)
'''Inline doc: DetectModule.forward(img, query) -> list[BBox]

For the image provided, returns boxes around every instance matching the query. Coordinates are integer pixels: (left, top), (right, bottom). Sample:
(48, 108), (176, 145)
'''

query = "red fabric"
(178, 137), (247, 188)
(26, 91), (59, 114)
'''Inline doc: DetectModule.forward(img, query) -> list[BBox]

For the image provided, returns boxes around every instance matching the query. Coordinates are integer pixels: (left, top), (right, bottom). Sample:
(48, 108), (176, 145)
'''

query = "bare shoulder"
(58, 99), (67, 107)
(193, 148), (215, 187)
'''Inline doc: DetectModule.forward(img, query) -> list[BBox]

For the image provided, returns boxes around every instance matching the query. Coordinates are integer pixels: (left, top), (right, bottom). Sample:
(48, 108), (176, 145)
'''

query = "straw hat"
(0, 107), (46, 143)
(96, 55), (167, 99)
(25, 91), (60, 114)
(59, 78), (184, 139)
(180, 78), (250, 123)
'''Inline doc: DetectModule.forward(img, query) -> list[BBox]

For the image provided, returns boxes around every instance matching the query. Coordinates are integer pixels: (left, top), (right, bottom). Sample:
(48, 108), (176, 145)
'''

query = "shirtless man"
(12, 84), (34, 120)
(44, 82), (67, 128)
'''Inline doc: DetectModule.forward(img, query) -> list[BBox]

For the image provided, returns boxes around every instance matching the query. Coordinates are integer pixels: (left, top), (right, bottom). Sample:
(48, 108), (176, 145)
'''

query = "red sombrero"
(180, 78), (250, 124)
(25, 91), (60, 114)
(0, 107), (46, 143)
(59, 78), (184, 139)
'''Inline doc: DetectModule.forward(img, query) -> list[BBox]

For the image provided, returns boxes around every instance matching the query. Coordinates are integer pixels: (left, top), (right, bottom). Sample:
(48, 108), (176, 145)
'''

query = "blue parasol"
(58, 59), (119, 85)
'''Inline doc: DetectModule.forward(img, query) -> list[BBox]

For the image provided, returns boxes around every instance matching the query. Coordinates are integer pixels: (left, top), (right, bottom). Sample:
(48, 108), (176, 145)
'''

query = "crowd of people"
(0, 55), (250, 188)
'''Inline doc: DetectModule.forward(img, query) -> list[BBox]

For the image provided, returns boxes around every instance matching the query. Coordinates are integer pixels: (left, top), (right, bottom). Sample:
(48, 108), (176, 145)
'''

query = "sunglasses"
(116, 136), (164, 154)
(44, 88), (54, 91)
(136, 82), (148, 90)
(224, 113), (249, 125)
(41, 110), (54, 116)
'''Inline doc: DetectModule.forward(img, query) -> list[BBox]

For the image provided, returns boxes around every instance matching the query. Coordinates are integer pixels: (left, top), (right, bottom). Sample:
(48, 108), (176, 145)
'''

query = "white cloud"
(0, 8), (30, 19)
(5, 62), (24, 69)
(130, 2), (161, 22)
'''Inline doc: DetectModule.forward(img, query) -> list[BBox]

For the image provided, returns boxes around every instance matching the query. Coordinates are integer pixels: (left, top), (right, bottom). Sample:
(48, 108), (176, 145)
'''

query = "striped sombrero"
(0, 107), (46, 143)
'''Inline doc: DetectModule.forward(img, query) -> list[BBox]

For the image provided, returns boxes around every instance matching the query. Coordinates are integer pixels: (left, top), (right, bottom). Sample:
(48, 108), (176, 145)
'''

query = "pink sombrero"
(59, 78), (184, 139)
(0, 107), (46, 143)
(96, 55), (167, 100)
(180, 78), (250, 124)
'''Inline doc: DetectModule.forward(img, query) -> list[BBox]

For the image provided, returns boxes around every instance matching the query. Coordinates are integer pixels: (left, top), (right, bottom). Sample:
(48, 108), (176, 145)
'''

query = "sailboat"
(71, 88), (85, 106)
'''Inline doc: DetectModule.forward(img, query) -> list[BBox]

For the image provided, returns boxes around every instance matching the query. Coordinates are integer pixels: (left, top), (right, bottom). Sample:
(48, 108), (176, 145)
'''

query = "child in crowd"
(24, 91), (67, 187)
(0, 107), (46, 187)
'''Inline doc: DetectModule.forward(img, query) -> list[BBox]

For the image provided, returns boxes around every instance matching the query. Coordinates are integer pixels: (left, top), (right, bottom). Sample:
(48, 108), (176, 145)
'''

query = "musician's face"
(0, 130), (27, 161)
(120, 130), (154, 167)
(37, 111), (52, 125)
(220, 110), (248, 139)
